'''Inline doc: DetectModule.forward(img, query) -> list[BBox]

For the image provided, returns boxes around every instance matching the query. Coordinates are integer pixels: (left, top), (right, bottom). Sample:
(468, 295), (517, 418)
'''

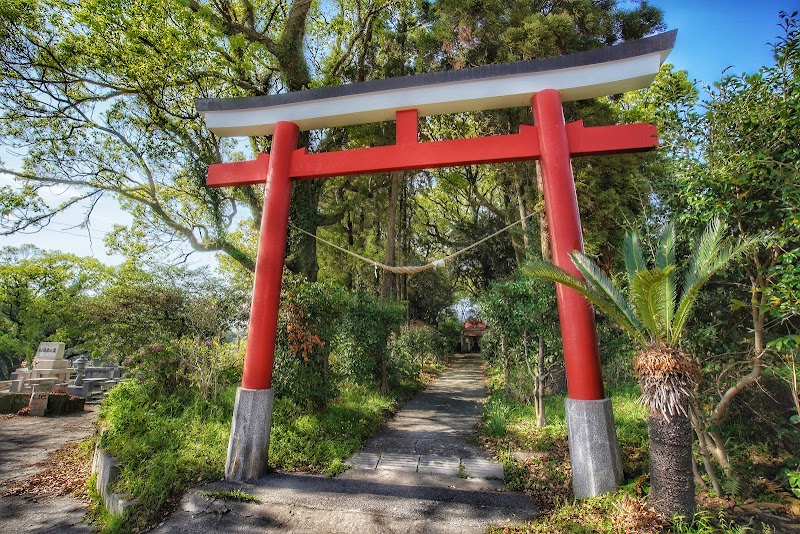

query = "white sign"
(29, 392), (49, 416)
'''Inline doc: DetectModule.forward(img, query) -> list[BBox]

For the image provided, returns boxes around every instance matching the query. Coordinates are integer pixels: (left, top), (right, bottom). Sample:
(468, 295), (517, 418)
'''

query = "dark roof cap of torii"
(196, 30), (676, 136)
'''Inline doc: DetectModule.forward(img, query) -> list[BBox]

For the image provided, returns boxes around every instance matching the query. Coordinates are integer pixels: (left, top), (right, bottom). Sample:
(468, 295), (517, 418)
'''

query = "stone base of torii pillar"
(566, 398), (624, 497)
(225, 388), (275, 481)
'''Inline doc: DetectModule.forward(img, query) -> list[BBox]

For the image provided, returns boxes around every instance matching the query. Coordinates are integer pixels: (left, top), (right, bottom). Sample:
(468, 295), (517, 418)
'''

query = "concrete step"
(158, 472), (537, 534)
(339, 465), (507, 492)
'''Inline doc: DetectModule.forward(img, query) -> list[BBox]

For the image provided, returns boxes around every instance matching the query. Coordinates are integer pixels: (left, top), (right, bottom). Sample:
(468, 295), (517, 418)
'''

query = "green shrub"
(331, 291), (405, 386)
(389, 324), (449, 380)
(437, 316), (463, 352)
(272, 277), (404, 405)
(97, 380), (235, 531)
(126, 337), (243, 400)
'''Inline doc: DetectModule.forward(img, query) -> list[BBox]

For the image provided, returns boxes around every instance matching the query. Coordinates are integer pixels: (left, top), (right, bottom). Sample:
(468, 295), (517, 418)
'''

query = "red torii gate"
(209, 101), (656, 398)
(199, 30), (675, 497)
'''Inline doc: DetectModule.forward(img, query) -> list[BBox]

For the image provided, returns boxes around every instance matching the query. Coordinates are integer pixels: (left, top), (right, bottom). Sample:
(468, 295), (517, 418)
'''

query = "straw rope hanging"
(290, 212), (535, 275)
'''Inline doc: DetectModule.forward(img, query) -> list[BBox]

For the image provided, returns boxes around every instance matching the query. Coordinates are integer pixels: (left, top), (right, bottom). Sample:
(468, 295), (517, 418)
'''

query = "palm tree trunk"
(648, 411), (695, 518)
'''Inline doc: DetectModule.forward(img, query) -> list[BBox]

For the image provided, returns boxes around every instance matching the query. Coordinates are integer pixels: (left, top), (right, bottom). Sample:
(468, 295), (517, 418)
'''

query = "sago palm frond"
(571, 251), (643, 335)
(523, 261), (648, 346)
(624, 230), (647, 281)
(656, 223), (677, 344)
(629, 266), (676, 345)
(682, 217), (725, 296)
(671, 221), (766, 343)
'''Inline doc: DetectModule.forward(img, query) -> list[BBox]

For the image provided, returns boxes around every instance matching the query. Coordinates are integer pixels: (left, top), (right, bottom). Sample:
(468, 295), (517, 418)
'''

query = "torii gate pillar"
(533, 89), (622, 497)
(225, 121), (298, 481)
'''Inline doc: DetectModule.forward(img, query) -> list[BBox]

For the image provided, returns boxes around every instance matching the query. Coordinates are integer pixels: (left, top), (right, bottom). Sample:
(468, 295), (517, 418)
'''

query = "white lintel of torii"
(197, 30), (676, 137)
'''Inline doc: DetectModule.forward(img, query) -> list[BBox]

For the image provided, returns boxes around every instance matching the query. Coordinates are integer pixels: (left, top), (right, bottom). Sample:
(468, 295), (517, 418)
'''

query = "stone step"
(346, 452), (505, 480)
(339, 465), (507, 493)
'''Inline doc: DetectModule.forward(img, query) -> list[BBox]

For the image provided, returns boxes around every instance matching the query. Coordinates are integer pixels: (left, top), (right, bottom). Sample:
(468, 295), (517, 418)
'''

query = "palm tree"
(524, 219), (760, 518)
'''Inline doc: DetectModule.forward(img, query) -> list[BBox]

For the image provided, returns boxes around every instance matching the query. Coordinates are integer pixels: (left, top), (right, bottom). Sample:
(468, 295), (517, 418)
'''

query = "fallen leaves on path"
(3, 439), (93, 501)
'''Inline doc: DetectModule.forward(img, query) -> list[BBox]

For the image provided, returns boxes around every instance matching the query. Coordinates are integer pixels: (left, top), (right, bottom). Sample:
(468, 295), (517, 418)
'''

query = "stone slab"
(156, 473), (539, 533)
(375, 453), (419, 472)
(565, 397), (623, 498)
(28, 392), (49, 416)
(461, 458), (504, 480)
(417, 455), (461, 476)
(346, 452), (380, 470)
(35, 342), (65, 361)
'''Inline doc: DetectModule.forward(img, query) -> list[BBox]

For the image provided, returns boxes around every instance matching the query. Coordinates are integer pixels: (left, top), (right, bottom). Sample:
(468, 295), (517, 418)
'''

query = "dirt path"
(0, 407), (98, 533)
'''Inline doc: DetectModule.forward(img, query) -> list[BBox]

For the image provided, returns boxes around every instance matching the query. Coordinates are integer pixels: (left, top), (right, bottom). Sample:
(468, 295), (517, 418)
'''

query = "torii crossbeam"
(197, 30), (676, 497)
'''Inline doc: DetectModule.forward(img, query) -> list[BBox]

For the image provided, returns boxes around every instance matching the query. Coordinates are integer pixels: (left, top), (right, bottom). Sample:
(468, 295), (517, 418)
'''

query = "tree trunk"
(689, 270), (769, 492)
(381, 358), (389, 394)
(534, 161), (551, 262)
(502, 334), (510, 397)
(648, 411), (695, 518)
(515, 175), (532, 252)
(537, 333), (547, 427)
(286, 172), (322, 281)
(382, 172), (400, 299)
(690, 407), (723, 495)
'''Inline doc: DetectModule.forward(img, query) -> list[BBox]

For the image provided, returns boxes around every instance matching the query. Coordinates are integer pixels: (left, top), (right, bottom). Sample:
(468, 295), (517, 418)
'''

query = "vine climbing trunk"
(382, 172), (401, 299)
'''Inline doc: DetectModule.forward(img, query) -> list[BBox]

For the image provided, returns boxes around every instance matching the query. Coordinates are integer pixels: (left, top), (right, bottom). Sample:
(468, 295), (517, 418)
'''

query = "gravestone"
(29, 391), (49, 416)
(34, 342), (68, 370)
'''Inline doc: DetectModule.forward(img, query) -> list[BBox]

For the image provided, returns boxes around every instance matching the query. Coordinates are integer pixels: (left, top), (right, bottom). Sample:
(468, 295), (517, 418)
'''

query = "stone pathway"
(157, 353), (537, 533)
(344, 352), (503, 479)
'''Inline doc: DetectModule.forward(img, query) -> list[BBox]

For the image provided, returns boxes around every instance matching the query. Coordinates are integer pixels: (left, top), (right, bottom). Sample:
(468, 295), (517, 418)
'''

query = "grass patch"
(269, 382), (403, 475)
(484, 397), (515, 437)
(200, 489), (260, 503)
(93, 377), (425, 532)
(96, 381), (233, 532)
(480, 378), (787, 532)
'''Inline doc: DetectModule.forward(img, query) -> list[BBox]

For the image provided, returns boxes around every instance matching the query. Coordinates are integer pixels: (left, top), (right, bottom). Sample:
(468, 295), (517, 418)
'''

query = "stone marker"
(29, 392), (49, 416)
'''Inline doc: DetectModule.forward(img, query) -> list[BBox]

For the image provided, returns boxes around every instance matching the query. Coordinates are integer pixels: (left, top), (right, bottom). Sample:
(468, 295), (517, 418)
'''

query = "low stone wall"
(92, 445), (134, 516)
(0, 392), (86, 415)
(46, 393), (86, 415)
(0, 393), (30, 414)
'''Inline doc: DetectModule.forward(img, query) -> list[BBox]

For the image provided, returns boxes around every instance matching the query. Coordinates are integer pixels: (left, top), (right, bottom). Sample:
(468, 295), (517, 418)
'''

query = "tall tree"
(0, 0), (387, 278)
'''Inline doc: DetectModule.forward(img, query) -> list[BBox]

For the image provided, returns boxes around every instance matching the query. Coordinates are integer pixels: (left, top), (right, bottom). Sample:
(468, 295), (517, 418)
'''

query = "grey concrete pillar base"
(225, 387), (275, 482)
(565, 397), (623, 498)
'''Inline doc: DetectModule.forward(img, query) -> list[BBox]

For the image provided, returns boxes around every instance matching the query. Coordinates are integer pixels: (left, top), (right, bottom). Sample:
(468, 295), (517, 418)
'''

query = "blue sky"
(2, 1), (796, 266)
(648, 0), (794, 83)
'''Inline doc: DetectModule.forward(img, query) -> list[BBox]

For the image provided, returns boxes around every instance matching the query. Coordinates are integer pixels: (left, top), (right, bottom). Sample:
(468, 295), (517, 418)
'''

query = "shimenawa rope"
(290, 212), (535, 275)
